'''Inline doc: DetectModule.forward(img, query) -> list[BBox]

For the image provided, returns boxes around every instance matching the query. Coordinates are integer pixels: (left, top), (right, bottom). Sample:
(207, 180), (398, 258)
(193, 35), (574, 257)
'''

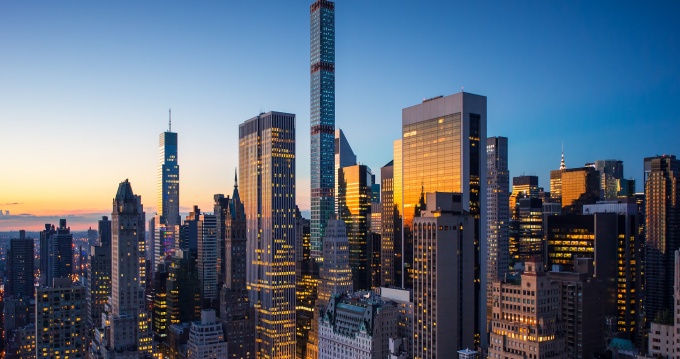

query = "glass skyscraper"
(310, 0), (335, 260)
(159, 120), (180, 227)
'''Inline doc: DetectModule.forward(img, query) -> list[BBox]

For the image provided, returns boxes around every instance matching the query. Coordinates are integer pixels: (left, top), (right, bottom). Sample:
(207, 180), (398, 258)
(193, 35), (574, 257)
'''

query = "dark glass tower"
(159, 115), (180, 227)
(7, 230), (34, 298)
(310, 0), (335, 259)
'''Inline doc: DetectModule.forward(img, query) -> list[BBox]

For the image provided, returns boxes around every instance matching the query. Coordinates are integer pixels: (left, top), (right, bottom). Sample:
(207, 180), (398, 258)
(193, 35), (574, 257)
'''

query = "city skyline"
(2, 1), (680, 231)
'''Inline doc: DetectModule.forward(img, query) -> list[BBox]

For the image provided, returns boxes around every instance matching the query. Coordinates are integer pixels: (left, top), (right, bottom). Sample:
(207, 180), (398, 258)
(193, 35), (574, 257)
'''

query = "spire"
(234, 168), (238, 188)
(560, 142), (566, 170)
(169, 108), (172, 132)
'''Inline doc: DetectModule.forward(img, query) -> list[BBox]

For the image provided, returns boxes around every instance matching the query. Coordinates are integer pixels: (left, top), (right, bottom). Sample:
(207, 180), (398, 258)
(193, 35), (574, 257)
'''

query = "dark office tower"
(516, 197), (544, 262)
(594, 159), (625, 200)
(239, 111), (296, 358)
(401, 92), (487, 344)
(380, 160), (397, 287)
(584, 202), (641, 341)
(152, 263), (169, 342)
(6, 231), (34, 298)
(86, 244), (111, 344)
(644, 155), (680, 327)
(560, 166), (600, 214)
(509, 175), (539, 216)
(167, 250), (201, 325)
(310, 0), (335, 260)
(486, 136), (509, 326)
(92, 180), (152, 357)
(214, 192), (230, 286)
(334, 129), (357, 212)
(159, 112), (180, 227)
(196, 210), (218, 307)
(98, 216), (111, 248)
(337, 164), (373, 291)
(39, 224), (54, 286)
(295, 259), (319, 359)
(220, 175), (255, 359)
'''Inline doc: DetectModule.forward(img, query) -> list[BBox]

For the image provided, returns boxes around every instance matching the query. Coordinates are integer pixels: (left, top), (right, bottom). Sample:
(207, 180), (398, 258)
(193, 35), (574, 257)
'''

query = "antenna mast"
(169, 108), (172, 132)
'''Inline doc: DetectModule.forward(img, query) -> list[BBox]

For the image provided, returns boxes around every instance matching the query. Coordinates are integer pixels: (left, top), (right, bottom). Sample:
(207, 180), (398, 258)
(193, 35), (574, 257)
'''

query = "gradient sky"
(1, 1), (679, 231)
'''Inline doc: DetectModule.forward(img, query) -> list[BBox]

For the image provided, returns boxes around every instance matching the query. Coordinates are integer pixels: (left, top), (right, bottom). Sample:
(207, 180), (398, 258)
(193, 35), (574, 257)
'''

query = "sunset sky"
(1, 1), (679, 231)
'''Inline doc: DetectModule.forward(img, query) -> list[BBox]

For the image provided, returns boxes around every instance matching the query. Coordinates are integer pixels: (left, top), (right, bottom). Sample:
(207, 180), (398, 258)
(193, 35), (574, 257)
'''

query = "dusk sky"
(1, 1), (679, 231)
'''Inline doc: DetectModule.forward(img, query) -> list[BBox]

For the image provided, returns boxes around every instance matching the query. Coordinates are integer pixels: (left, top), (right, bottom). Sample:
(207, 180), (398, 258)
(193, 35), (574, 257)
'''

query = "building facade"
(334, 128), (357, 212)
(401, 92), (487, 344)
(7, 231), (34, 299)
(240, 111), (297, 358)
(413, 192), (475, 358)
(186, 310), (227, 359)
(486, 136), (510, 327)
(310, 0), (336, 260)
(36, 278), (86, 359)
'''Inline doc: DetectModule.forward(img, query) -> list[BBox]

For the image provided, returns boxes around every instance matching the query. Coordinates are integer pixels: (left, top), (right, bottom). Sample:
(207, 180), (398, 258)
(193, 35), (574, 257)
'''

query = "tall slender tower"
(159, 110), (180, 227)
(644, 155), (680, 327)
(97, 180), (151, 356)
(240, 111), (296, 358)
(310, 0), (335, 260)
(486, 136), (509, 328)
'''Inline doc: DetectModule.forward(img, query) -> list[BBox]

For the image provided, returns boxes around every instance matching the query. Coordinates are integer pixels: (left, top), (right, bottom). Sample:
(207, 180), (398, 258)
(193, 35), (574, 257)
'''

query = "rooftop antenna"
(169, 108), (172, 132)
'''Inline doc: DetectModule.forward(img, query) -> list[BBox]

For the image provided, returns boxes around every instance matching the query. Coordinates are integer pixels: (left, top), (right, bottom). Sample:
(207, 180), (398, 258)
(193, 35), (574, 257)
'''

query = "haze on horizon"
(1, 1), (679, 231)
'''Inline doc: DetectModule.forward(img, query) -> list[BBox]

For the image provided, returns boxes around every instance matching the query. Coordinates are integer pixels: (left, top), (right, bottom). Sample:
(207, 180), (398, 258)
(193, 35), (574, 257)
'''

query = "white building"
(648, 250), (680, 358)
(186, 310), (227, 359)
(318, 292), (399, 359)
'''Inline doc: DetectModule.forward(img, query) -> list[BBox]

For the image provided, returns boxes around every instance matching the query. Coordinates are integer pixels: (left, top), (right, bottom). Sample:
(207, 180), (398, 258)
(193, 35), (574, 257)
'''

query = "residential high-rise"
(488, 260), (565, 359)
(310, 0), (336, 260)
(196, 210), (218, 307)
(644, 155), (680, 328)
(6, 230), (34, 299)
(317, 292), (400, 359)
(36, 278), (86, 358)
(334, 129), (357, 212)
(152, 264), (169, 342)
(87, 244), (111, 344)
(317, 218), (353, 305)
(380, 160), (397, 287)
(167, 249), (201, 326)
(186, 310), (227, 359)
(39, 219), (73, 286)
(219, 176), (255, 359)
(401, 92), (487, 344)
(159, 112), (180, 228)
(413, 193), (475, 358)
(240, 111), (296, 358)
(337, 164), (373, 291)
(91, 180), (152, 357)
(214, 192), (230, 285)
(486, 136), (509, 328)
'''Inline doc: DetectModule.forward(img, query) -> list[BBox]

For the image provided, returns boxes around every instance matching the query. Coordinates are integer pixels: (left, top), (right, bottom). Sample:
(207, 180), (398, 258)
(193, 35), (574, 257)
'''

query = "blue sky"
(1, 1), (678, 230)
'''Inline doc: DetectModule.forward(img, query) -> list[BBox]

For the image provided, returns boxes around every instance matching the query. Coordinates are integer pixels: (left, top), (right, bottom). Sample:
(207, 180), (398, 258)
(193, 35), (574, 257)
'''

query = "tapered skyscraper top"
(159, 116), (180, 227)
(310, 0), (336, 260)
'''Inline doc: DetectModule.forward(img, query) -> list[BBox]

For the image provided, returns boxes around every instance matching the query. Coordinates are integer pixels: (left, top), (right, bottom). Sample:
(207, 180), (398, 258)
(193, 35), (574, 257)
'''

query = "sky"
(1, 1), (679, 231)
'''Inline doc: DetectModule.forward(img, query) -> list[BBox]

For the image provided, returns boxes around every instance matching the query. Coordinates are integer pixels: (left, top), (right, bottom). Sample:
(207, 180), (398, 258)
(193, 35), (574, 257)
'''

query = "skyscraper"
(186, 310), (228, 359)
(401, 92), (487, 344)
(159, 111), (180, 227)
(36, 277), (87, 358)
(317, 217), (353, 305)
(196, 210), (218, 306)
(334, 129), (357, 212)
(337, 164), (373, 291)
(240, 111), (296, 358)
(310, 0), (336, 260)
(644, 155), (680, 327)
(87, 244), (111, 344)
(92, 180), (152, 357)
(380, 160), (399, 288)
(219, 176), (256, 359)
(6, 230), (34, 299)
(486, 136), (509, 328)
(593, 159), (624, 200)
(413, 193), (475, 358)
(39, 219), (73, 286)
(560, 166), (600, 213)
